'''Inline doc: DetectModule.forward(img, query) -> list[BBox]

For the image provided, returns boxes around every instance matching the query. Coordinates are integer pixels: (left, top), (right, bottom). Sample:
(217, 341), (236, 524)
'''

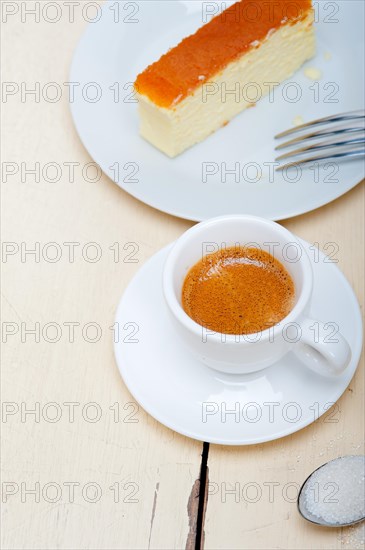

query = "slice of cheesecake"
(134, 0), (315, 157)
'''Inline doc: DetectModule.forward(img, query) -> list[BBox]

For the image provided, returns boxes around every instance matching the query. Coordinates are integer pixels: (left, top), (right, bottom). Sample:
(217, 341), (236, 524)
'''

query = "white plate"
(114, 239), (362, 445)
(70, 0), (364, 221)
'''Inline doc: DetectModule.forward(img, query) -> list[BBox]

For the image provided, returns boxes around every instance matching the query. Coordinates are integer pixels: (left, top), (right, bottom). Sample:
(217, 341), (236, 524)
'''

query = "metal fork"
(274, 110), (365, 171)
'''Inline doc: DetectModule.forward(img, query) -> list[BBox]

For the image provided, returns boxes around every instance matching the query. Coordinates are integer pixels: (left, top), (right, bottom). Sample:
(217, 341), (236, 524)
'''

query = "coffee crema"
(182, 246), (295, 335)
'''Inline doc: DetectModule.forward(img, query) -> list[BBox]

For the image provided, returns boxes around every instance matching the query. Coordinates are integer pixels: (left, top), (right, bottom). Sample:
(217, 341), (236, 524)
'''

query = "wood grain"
(1, 3), (364, 550)
(1, 9), (200, 550)
(204, 184), (365, 549)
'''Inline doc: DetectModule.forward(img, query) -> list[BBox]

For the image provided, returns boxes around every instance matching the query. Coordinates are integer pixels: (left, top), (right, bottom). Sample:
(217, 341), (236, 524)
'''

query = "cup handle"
(292, 317), (351, 377)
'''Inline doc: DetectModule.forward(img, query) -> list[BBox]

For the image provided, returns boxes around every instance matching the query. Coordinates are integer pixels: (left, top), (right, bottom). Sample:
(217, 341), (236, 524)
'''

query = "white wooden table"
(2, 3), (364, 549)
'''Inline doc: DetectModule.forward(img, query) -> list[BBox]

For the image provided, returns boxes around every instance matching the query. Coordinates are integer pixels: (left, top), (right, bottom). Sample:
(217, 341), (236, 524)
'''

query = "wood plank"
(1, 11), (202, 550)
(204, 182), (364, 549)
(2, 3), (364, 549)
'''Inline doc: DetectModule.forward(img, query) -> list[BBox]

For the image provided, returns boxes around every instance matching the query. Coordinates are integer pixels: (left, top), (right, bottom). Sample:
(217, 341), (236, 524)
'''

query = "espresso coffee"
(182, 246), (295, 335)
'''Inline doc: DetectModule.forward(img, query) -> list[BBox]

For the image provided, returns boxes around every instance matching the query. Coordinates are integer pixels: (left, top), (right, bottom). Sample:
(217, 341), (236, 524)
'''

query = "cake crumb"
(171, 93), (183, 106)
(324, 51), (332, 61)
(293, 115), (304, 127)
(304, 67), (322, 80)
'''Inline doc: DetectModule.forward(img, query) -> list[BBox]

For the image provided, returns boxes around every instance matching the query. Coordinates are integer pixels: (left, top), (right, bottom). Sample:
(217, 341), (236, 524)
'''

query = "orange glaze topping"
(135, 0), (313, 108)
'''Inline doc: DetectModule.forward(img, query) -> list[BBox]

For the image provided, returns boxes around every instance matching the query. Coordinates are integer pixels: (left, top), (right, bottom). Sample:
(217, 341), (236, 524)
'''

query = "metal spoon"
(297, 455), (365, 527)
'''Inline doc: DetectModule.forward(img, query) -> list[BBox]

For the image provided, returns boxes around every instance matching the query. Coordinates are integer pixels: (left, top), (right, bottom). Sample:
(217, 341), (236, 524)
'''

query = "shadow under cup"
(163, 215), (313, 375)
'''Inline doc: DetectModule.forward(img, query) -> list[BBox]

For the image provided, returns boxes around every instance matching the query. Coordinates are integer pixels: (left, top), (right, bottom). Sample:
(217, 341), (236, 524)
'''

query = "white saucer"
(114, 239), (362, 445)
(70, 0), (364, 222)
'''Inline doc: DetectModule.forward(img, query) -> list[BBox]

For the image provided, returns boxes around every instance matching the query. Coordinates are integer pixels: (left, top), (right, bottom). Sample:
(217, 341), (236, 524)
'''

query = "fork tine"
(275, 148), (365, 171)
(275, 137), (365, 161)
(275, 110), (365, 139)
(275, 125), (365, 151)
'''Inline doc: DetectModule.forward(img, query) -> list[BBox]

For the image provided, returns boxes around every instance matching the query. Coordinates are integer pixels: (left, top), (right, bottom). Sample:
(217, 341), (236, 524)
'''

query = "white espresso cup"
(163, 215), (351, 376)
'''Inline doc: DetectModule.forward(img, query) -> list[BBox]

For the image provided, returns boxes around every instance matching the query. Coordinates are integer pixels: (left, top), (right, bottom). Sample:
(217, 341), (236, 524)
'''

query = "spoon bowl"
(297, 455), (365, 528)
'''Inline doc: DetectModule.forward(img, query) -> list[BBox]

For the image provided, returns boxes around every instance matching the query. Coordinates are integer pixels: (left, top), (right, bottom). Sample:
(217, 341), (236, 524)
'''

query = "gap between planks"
(186, 442), (210, 550)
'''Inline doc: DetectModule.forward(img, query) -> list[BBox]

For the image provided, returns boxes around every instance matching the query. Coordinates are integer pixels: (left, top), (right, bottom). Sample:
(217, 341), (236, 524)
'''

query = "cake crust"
(135, 0), (313, 108)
